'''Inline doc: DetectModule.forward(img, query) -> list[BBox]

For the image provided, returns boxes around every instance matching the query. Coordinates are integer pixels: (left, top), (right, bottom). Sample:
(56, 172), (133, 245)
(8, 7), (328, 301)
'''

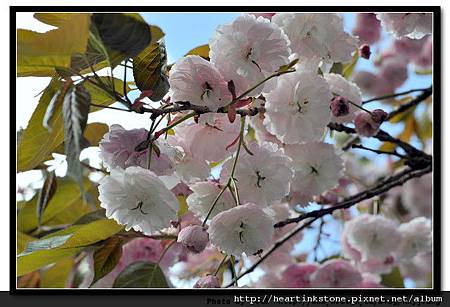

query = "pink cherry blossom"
(354, 112), (381, 137)
(177, 225), (209, 254)
(264, 71), (332, 144)
(273, 13), (358, 64)
(169, 55), (232, 111)
(172, 114), (241, 163)
(352, 13), (381, 45)
(220, 142), (293, 207)
(210, 14), (290, 97)
(310, 259), (363, 288)
(376, 13), (432, 39)
(280, 263), (319, 288)
(194, 275), (221, 288)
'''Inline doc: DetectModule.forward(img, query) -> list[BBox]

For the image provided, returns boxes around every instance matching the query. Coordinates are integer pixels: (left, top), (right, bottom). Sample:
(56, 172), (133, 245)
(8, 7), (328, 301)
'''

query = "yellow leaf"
(177, 195), (188, 217)
(185, 44), (210, 59)
(17, 231), (35, 255)
(17, 78), (65, 172)
(342, 50), (359, 79)
(17, 14), (90, 77)
(84, 122), (109, 146)
(40, 257), (74, 288)
(17, 179), (94, 233)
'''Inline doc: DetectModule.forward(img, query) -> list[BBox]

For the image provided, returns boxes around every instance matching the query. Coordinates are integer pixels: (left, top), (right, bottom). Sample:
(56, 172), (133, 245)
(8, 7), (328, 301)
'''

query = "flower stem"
(214, 254), (228, 276)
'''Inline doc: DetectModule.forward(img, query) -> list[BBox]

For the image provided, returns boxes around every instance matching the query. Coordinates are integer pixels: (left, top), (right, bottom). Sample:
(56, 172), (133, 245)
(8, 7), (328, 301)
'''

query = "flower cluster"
(93, 12), (432, 289)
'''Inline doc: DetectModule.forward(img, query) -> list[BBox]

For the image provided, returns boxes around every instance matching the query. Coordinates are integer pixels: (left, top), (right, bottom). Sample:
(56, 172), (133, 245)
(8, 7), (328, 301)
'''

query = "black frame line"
(10, 6), (441, 295)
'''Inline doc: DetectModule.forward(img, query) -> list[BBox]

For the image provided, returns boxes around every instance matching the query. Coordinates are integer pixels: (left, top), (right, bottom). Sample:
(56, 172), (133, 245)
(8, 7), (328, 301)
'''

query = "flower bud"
(371, 109), (388, 123)
(193, 275), (221, 288)
(359, 44), (371, 60)
(354, 112), (381, 137)
(177, 225), (209, 254)
(330, 96), (350, 117)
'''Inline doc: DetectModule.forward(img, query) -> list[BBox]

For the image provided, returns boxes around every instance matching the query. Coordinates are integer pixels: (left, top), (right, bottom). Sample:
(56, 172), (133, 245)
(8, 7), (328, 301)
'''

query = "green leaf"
(74, 209), (107, 225)
(381, 267), (405, 288)
(17, 14), (90, 77)
(342, 50), (359, 79)
(63, 84), (91, 181)
(90, 13), (152, 68)
(17, 78), (65, 172)
(132, 42), (169, 102)
(40, 257), (74, 288)
(36, 170), (57, 226)
(83, 77), (131, 112)
(112, 261), (169, 288)
(92, 236), (124, 285)
(43, 89), (64, 132)
(185, 44), (210, 60)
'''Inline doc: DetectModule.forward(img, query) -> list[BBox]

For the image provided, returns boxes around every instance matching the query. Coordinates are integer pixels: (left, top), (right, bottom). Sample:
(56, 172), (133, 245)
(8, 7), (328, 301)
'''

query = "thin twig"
(351, 144), (407, 159)
(362, 86), (432, 104)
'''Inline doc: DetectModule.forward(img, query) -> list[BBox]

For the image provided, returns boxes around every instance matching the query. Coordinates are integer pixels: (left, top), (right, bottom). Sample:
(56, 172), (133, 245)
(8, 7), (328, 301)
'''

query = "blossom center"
(201, 81), (213, 101)
(246, 48), (262, 72)
(130, 200), (149, 215)
(256, 171), (266, 188)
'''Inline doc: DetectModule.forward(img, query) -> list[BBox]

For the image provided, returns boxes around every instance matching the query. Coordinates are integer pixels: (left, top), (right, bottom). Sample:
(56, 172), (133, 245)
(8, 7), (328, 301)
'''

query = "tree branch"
(362, 86), (432, 104)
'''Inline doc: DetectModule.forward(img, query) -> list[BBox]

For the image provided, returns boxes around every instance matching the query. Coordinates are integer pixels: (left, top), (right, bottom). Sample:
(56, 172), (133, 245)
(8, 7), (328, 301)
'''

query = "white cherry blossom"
(284, 142), (344, 205)
(345, 214), (401, 262)
(98, 166), (179, 235)
(220, 142), (293, 207)
(210, 14), (290, 97)
(186, 181), (235, 220)
(208, 203), (274, 256)
(263, 71), (332, 144)
(396, 217), (432, 259)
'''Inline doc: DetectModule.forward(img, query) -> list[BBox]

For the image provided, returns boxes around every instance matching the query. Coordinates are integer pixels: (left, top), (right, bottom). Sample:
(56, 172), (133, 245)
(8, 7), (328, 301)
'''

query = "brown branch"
(386, 86), (433, 120)
(274, 165), (431, 228)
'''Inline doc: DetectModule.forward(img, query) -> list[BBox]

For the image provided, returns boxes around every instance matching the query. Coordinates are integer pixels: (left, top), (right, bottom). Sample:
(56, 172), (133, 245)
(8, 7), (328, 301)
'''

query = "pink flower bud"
(371, 109), (388, 123)
(314, 190), (339, 205)
(354, 112), (381, 137)
(359, 44), (371, 60)
(193, 275), (221, 288)
(177, 225), (209, 254)
(330, 96), (350, 117)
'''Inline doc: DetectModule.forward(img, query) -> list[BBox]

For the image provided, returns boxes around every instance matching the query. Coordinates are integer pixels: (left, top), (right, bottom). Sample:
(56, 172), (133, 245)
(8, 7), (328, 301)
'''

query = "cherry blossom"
(273, 13), (358, 64)
(169, 55), (232, 111)
(208, 203), (274, 256)
(171, 114), (240, 163)
(186, 181), (235, 220)
(401, 173), (432, 218)
(284, 142), (344, 205)
(177, 225), (209, 254)
(352, 13), (381, 45)
(310, 259), (363, 288)
(98, 166), (179, 234)
(376, 13), (432, 39)
(194, 275), (221, 288)
(210, 14), (290, 97)
(344, 214), (401, 262)
(325, 73), (362, 124)
(396, 217), (432, 259)
(264, 71), (332, 144)
(220, 142), (293, 207)
(99, 124), (177, 175)
(280, 263), (319, 288)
